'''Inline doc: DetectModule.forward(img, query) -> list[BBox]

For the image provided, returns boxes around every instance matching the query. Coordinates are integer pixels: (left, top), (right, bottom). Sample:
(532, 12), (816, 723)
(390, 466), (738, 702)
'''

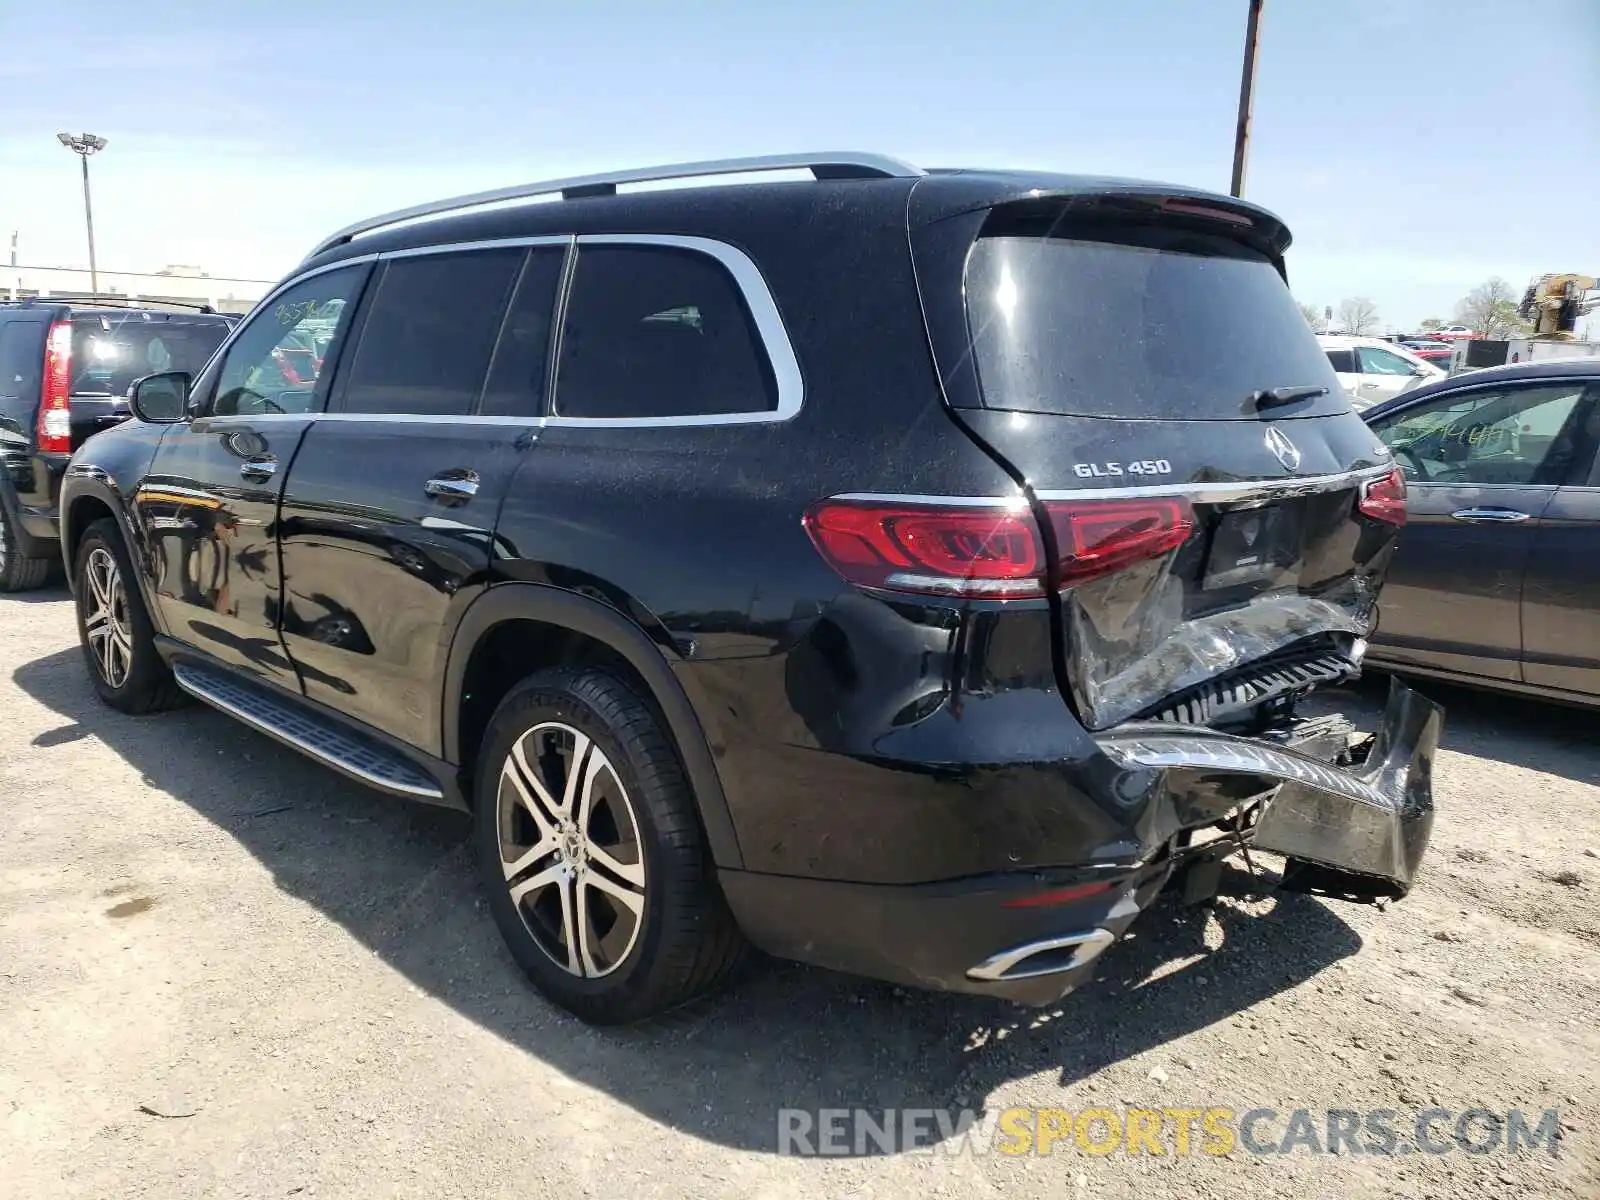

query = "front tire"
(474, 667), (746, 1024)
(73, 519), (185, 713)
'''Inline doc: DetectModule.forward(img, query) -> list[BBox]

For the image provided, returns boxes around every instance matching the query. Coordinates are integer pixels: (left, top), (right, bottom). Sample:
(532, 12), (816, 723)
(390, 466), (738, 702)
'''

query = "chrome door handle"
(424, 472), (479, 502)
(240, 459), (277, 482)
(1451, 507), (1530, 523)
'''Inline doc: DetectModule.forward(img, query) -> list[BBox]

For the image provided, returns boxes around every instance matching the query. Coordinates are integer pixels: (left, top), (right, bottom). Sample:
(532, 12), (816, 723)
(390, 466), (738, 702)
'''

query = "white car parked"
(1317, 335), (1445, 409)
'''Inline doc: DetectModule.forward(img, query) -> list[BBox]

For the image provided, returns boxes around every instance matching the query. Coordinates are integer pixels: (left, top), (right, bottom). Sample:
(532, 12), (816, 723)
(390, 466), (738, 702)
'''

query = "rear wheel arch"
(443, 584), (743, 869)
(64, 492), (118, 571)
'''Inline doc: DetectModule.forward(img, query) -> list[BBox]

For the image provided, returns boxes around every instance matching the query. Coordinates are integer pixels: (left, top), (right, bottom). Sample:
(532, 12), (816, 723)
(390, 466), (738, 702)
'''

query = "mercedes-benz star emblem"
(1265, 426), (1302, 472)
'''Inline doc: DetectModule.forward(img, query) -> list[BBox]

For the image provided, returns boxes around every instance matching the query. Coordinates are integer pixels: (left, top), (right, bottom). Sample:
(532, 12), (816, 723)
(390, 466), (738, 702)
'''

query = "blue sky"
(2, 0), (1596, 328)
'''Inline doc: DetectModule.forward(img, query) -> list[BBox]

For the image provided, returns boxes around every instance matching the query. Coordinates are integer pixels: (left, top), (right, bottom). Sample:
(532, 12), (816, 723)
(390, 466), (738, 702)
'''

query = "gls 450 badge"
(1072, 459), (1173, 479)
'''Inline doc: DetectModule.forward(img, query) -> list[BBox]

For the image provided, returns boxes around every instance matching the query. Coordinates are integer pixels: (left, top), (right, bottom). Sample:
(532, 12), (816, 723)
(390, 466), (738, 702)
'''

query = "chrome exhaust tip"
(966, 928), (1116, 983)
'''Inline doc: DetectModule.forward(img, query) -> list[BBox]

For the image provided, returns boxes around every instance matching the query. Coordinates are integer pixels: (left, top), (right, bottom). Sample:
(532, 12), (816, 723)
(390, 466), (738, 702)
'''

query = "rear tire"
(73, 519), (185, 714)
(474, 666), (746, 1024)
(0, 504), (53, 593)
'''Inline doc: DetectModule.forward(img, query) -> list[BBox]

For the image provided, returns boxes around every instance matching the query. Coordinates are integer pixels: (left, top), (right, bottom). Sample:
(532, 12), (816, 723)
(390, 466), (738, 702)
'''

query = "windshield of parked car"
(69, 314), (230, 396)
(964, 221), (1348, 420)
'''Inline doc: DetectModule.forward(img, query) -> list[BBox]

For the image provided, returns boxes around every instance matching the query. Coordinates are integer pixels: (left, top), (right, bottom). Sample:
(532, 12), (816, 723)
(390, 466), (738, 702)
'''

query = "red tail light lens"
(804, 500), (1044, 597)
(804, 495), (1195, 598)
(1043, 498), (1195, 585)
(1358, 467), (1407, 526)
(38, 321), (73, 454)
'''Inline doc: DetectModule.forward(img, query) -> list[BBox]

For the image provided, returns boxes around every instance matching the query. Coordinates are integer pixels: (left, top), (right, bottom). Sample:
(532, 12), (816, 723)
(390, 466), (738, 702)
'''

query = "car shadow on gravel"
(17, 644), (1365, 1155)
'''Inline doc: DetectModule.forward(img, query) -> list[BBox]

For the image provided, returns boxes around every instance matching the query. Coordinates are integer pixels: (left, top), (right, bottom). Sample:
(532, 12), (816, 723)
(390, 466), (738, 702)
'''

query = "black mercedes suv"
(58, 153), (1441, 1024)
(0, 300), (233, 590)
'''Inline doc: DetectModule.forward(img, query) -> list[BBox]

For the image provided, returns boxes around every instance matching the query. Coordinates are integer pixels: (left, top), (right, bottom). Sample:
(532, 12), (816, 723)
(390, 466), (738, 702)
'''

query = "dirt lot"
(2, 587), (1597, 1199)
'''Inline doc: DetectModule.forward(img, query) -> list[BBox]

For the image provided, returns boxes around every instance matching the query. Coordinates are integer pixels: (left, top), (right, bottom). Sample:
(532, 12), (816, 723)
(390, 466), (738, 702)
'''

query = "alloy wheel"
(497, 722), (647, 978)
(82, 546), (134, 689)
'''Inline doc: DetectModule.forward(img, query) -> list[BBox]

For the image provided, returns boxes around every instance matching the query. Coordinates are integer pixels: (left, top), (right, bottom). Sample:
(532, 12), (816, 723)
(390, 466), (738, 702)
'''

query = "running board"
(171, 661), (445, 801)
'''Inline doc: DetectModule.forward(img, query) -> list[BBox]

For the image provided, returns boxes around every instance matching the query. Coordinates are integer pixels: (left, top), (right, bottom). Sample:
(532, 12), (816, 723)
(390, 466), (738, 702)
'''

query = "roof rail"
(304, 151), (924, 261)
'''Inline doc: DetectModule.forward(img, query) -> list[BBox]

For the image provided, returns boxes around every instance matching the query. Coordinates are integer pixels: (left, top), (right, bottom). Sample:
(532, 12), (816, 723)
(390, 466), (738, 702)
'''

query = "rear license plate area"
(1203, 503), (1303, 590)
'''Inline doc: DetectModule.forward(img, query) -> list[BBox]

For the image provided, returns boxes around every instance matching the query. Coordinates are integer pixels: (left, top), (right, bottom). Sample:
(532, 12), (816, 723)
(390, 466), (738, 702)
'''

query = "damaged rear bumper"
(1100, 677), (1442, 896)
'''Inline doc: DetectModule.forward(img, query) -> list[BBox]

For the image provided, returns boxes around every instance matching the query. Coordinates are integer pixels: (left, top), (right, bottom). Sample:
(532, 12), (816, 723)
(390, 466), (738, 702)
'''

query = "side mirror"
(129, 372), (191, 424)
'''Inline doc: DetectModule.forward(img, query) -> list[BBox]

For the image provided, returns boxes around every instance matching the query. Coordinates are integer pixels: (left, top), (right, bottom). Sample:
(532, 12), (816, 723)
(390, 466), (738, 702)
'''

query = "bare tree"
(1454, 278), (1530, 339)
(1337, 296), (1380, 335)
(1419, 317), (1443, 331)
(1297, 301), (1325, 332)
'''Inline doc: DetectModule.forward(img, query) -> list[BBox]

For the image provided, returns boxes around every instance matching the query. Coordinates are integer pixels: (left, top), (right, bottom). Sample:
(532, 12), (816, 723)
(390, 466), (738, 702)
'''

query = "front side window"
(1372, 384), (1590, 485)
(340, 249), (523, 417)
(1357, 346), (1420, 376)
(554, 245), (777, 420)
(213, 267), (364, 416)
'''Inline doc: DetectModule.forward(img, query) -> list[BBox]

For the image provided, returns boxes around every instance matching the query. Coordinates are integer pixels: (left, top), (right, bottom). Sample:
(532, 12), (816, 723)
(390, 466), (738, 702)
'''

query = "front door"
(277, 242), (566, 755)
(142, 264), (368, 687)
(1367, 378), (1591, 681)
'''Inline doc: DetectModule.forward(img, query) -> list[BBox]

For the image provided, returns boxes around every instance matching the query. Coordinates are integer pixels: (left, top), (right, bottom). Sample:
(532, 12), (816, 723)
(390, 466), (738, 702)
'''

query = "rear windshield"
(69, 314), (230, 396)
(964, 223), (1348, 420)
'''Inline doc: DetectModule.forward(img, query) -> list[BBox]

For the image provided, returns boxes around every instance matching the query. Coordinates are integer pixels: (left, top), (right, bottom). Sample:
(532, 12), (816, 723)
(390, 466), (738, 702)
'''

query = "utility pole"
(56, 133), (109, 293)
(1230, 0), (1264, 197)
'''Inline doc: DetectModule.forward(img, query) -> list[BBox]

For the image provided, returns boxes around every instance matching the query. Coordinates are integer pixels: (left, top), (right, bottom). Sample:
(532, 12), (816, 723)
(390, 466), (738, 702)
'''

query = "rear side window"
(964, 222), (1347, 420)
(0, 320), (46, 432)
(554, 245), (776, 419)
(341, 249), (523, 417)
(1324, 349), (1357, 373)
(68, 315), (229, 396)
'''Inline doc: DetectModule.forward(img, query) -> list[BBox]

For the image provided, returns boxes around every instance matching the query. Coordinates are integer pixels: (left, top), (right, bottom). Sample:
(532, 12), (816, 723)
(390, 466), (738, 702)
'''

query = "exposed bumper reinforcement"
(1100, 677), (1442, 896)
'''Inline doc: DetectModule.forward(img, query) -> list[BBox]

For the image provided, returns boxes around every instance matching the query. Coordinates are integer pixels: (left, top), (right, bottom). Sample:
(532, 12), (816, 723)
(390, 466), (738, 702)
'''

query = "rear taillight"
(38, 321), (72, 454)
(1358, 467), (1407, 526)
(803, 496), (1194, 599)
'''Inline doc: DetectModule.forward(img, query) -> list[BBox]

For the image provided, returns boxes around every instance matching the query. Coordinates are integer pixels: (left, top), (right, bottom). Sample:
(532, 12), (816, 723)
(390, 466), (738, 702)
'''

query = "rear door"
(1520, 383), (1600, 696)
(915, 204), (1399, 731)
(1365, 379), (1591, 681)
(143, 265), (368, 687)
(276, 241), (567, 755)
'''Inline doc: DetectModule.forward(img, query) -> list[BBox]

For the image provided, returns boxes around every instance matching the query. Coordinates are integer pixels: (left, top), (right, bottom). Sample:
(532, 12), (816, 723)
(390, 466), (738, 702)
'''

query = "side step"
(171, 660), (445, 801)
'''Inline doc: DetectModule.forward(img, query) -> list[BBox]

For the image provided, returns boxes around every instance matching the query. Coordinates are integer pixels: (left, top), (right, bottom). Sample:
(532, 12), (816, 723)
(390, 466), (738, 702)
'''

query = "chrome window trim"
(202, 233), (799, 429)
(541, 233), (803, 429)
(192, 412), (548, 428)
(833, 465), (1396, 508)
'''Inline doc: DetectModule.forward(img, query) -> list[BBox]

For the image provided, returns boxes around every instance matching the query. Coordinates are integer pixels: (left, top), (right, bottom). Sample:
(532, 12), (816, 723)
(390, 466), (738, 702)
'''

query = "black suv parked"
(59, 153), (1442, 1024)
(0, 300), (233, 590)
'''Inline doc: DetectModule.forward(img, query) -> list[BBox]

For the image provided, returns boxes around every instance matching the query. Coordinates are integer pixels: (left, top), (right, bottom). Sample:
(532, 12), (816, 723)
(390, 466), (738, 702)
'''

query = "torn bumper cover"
(1099, 678), (1442, 896)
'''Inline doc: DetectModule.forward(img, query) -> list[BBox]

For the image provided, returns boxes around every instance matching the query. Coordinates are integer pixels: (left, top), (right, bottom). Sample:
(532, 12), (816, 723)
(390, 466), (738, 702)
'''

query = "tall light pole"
(56, 132), (109, 294)
(1229, 0), (1264, 197)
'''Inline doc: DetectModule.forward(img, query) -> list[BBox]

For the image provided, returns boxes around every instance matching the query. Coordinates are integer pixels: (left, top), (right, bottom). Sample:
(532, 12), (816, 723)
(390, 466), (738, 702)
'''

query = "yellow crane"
(1518, 273), (1599, 339)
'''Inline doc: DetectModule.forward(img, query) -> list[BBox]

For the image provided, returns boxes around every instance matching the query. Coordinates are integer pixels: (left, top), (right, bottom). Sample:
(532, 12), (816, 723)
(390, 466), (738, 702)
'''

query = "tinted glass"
(69, 315), (229, 397)
(479, 248), (566, 418)
(965, 223), (1346, 420)
(1325, 349), (1358, 373)
(341, 249), (522, 417)
(0, 320), (46, 434)
(1372, 384), (1589, 485)
(555, 245), (776, 419)
(1358, 346), (1419, 376)
(214, 267), (364, 416)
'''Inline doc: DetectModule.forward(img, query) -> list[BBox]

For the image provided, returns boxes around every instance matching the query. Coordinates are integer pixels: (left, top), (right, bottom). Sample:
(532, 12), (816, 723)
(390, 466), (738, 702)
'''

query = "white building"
(3, 261), (273, 314)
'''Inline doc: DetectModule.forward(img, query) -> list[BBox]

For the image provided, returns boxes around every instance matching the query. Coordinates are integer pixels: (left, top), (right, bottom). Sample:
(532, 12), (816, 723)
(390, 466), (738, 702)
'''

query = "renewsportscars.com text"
(777, 1106), (1563, 1158)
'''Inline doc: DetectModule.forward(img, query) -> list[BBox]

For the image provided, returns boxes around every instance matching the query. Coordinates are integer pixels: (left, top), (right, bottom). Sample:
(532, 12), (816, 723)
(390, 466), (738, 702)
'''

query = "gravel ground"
(2, 587), (1597, 1199)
